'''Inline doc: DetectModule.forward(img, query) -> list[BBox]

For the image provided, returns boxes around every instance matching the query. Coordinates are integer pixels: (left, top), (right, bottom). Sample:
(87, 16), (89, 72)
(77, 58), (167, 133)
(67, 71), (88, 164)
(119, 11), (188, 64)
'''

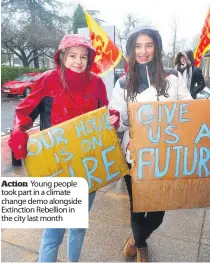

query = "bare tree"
(177, 38), (187, 51)
(168, 17), (189, 65)
(115, 13), (151, 53)
(2, 19), (65, 67)
(191, 34), (200, 50)
(171, 17), (179, 62)
(1, 0), (68, 67)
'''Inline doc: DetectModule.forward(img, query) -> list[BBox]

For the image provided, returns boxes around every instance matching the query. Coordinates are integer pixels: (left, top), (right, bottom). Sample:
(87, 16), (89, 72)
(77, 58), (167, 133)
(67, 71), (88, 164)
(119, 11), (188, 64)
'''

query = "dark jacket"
(190, 66), (206, 99)
(185, 50), (205, 99)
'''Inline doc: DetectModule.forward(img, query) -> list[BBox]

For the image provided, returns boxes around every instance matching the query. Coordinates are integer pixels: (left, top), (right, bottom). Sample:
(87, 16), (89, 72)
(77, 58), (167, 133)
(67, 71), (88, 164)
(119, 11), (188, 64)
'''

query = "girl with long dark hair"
(108, 26), (192, 262)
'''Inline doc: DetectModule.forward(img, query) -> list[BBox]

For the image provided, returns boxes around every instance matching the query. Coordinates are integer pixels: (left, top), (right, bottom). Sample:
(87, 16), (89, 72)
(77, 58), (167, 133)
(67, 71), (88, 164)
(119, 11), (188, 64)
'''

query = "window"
(32, 74), (43, 81)
(15, 75), (33, 81)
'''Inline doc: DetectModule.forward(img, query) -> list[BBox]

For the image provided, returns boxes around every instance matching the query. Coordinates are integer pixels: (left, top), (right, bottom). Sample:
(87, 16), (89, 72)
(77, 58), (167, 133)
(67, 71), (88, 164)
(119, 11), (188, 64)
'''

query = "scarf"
(135, 61), (155, 93)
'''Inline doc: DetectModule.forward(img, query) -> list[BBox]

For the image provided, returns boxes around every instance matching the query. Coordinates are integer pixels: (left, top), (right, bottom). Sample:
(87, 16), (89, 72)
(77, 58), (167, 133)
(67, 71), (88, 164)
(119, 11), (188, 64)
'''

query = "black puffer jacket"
(190, 66), (206, 99)
(185, 50), (205, 99)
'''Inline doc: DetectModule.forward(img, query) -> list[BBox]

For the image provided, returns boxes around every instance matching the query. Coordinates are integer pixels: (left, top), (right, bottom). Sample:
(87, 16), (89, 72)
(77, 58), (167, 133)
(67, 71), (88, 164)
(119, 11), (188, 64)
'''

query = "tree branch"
(4, 43), (22, 60)
(28, 51), (46, 64)
(27, 48), (39, 60)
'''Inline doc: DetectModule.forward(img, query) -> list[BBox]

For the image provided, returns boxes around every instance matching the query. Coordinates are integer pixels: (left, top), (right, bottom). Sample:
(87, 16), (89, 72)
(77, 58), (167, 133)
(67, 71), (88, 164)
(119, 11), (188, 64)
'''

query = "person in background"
(8, 34), (108, 262)
(174, 50), (205, 99)
(108, 25), (192, 262)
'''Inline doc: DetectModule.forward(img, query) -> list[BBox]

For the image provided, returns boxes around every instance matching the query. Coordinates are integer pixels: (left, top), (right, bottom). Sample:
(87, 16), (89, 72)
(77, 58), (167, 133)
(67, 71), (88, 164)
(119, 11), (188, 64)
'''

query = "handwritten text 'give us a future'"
(136, 102), (210, 179)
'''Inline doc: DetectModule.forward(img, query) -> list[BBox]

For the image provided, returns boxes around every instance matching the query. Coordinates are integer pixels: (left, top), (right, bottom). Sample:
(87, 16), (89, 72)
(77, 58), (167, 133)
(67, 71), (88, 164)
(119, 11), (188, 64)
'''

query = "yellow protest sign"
(129, 100), (210, 212)
(24, 107), (129, 193)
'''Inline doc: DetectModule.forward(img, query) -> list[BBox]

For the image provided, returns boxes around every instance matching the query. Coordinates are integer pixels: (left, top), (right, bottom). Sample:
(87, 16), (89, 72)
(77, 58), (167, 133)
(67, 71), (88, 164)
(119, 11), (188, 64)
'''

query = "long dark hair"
(126, 32), (169, 101)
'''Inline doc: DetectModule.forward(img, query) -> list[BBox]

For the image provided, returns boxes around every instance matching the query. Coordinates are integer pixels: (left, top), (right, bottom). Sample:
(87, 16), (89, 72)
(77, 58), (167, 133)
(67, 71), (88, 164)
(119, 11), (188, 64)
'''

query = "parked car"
(2, 72), (43, 97)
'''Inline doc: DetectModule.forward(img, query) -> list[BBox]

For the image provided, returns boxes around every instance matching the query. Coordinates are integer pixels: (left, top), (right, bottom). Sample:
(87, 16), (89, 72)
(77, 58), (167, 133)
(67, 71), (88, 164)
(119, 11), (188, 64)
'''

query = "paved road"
(1, 95), (39, 136)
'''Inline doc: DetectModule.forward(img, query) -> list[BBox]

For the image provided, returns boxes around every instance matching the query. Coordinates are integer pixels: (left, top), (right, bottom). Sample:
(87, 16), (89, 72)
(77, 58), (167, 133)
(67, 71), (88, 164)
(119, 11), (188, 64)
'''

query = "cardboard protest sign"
(128, 100), (210, 212)
(24, 107), (129, 193)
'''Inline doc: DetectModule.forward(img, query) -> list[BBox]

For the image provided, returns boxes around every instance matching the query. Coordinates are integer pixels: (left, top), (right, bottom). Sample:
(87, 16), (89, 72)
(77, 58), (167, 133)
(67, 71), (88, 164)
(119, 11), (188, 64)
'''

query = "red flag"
(194, 7), (210, 66)
(84, 11), (122, 75)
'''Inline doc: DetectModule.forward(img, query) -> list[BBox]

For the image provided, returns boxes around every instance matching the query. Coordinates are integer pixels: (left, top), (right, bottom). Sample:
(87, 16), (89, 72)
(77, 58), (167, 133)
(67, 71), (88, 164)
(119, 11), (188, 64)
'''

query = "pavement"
(1, 94), (40, 137)
(1, 134), (210, 262)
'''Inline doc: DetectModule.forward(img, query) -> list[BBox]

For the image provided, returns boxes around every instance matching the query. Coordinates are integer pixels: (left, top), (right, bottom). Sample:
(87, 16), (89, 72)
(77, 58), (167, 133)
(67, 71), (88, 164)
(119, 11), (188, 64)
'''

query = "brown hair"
(174, 52), (183, 67)
(58, 47), (91, 91)
(126, 32), (169, 101)
(174, 51), (192, 74)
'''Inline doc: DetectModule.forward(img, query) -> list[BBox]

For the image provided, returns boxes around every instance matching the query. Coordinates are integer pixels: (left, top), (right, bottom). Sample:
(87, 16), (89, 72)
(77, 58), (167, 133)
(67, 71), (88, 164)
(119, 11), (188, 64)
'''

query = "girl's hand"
(108, 115), (119, 125)
(108, 109), (120, 129)
(8, 128), (29, 160)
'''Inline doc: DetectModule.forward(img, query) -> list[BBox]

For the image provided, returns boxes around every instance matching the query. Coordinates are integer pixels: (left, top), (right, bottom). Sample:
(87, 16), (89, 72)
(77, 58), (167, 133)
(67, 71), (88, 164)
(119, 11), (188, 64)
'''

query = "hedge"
(1, 66), (50, 85)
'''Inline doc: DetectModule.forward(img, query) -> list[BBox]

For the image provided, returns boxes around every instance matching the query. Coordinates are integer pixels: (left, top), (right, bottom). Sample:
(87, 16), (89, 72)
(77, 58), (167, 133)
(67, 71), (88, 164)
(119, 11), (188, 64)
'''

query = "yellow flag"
(84, 10), (122, 75)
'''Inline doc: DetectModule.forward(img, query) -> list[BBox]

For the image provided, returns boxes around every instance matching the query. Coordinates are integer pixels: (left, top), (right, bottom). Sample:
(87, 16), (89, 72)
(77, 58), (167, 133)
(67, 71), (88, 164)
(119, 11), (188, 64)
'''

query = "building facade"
(203, 50), (210, 86)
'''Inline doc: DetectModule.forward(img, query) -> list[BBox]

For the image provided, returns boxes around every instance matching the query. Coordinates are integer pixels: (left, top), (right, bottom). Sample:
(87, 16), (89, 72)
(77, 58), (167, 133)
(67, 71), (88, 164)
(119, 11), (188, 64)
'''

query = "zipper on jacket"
(146, 66), (159, 101)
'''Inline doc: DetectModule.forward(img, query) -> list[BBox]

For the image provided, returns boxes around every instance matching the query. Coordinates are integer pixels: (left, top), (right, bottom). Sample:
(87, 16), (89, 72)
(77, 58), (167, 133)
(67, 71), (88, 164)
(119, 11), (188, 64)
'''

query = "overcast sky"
(62, 0), (210, 53)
